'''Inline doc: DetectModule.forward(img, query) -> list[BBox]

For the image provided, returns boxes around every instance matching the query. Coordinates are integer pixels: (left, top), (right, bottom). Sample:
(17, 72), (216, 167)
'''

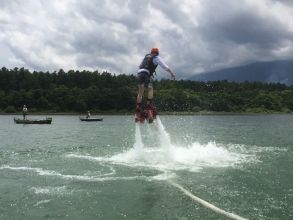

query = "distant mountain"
(188, 60), (293, 85)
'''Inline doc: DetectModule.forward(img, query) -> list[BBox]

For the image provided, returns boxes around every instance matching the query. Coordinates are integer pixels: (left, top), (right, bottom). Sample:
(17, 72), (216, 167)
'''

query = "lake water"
(0, 115), (292, 220)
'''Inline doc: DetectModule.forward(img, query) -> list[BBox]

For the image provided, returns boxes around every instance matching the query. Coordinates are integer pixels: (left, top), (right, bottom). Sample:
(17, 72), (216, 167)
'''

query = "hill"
(188, 60), (293, 85)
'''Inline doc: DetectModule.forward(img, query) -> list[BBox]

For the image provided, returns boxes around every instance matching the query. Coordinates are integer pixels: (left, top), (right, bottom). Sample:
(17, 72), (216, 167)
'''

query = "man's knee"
(137, 85), (144, 96)
(138, 85), (144, 91)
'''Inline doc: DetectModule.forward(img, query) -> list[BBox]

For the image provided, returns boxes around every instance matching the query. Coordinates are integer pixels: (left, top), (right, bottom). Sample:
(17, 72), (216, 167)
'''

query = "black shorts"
(137, 71), (153, 88)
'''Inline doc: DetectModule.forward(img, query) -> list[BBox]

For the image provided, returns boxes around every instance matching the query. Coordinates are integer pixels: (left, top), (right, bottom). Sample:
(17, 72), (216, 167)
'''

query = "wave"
(31, 186), (68, 195)
(0, 165), (148, 182)
(33, 200), (51, 207)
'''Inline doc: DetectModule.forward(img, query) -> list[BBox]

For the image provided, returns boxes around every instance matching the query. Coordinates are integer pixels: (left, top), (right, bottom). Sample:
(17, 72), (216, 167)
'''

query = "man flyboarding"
(135, 48), (176, 123)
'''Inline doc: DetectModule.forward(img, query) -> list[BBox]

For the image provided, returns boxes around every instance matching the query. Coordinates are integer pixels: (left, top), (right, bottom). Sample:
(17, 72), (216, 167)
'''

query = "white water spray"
(155, 117), (175, 160)
(133, 124), (144, 156)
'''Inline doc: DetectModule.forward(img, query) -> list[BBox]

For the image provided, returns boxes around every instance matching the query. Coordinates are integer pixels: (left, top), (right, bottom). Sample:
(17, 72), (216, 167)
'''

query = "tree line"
(0, 67), (292, 113)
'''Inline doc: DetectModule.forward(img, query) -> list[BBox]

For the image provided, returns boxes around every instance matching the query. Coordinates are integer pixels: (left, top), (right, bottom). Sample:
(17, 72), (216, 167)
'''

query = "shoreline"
(1, 111), (292, 116)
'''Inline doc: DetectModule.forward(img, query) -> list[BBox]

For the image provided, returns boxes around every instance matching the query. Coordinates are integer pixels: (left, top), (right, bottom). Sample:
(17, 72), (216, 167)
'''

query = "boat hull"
(14, 117), (52, 124)
(79, 118), (103, 122)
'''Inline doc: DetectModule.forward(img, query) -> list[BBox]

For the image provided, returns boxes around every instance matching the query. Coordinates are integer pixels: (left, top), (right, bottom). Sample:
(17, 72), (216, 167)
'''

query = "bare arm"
(167, 68), (176, 80)
(154, 56), (176, 80)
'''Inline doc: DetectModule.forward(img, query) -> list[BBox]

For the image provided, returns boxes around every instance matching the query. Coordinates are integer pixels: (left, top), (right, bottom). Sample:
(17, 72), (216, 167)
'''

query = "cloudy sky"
(0, 0), (292, 78)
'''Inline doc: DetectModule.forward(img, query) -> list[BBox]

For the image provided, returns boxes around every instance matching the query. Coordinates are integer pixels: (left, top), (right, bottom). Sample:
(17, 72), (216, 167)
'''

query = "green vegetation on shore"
(0, 67), (292, 114)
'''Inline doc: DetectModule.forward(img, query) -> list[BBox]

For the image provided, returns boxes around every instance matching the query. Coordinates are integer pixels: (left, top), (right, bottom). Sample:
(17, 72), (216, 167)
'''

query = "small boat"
(79, 117), (103, 122)
(14, 117), (52, 124)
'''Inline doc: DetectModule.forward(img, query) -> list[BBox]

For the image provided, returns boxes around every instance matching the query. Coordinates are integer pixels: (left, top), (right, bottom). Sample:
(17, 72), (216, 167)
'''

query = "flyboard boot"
(135, 103), (145, 123)
(146, 100), (157, 123)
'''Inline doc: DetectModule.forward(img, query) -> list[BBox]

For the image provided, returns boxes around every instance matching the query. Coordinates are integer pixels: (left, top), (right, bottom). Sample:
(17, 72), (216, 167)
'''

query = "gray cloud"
(0, 0), (292, 78)
(198, 1), (291, 47)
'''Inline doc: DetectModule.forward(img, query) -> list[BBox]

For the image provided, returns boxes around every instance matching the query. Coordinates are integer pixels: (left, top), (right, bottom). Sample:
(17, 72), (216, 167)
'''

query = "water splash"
(64, 119), (252, 172)
(133, 123), (144, 157)
(154, 117), (175, 161)
(65, 143), (249, 176)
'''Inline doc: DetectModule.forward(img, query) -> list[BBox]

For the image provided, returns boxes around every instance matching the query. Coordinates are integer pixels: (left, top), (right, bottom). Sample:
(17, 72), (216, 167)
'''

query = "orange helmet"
(151, 47), (159, 54)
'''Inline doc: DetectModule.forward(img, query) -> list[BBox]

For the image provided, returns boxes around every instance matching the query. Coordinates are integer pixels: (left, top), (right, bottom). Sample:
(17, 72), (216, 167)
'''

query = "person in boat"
(86, 111), (91, 119)
(136, 47), (176, 120)
(22, 105), (28, 120)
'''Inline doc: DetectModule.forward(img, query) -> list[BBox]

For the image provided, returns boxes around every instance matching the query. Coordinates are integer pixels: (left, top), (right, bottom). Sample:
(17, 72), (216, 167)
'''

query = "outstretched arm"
(154, 56), (176, 80)
(167, 68), (176, 80)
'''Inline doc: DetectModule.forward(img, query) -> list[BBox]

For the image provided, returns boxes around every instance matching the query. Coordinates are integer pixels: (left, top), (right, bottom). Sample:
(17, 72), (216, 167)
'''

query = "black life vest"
(139, 54), (158, 75)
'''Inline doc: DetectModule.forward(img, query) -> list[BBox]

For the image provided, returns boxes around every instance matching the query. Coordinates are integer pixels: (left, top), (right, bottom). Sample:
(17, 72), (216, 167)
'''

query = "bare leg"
(135, 85), (145, 122)
(137, 85), (145, 103)
(147, 87), (153, 106)
(147, 87), (153, 100)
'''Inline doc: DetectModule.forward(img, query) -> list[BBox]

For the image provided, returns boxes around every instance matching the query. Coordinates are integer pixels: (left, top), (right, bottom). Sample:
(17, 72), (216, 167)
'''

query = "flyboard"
(135, 107), (157, 123)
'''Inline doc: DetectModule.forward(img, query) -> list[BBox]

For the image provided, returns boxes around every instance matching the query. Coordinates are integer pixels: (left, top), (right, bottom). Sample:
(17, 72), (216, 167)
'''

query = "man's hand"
(171, 73), (176, 80)
(167, 69), (176, 80)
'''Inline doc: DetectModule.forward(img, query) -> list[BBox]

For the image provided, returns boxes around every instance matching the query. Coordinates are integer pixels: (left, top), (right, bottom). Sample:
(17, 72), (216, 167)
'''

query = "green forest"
(0, 67), (292, 114)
